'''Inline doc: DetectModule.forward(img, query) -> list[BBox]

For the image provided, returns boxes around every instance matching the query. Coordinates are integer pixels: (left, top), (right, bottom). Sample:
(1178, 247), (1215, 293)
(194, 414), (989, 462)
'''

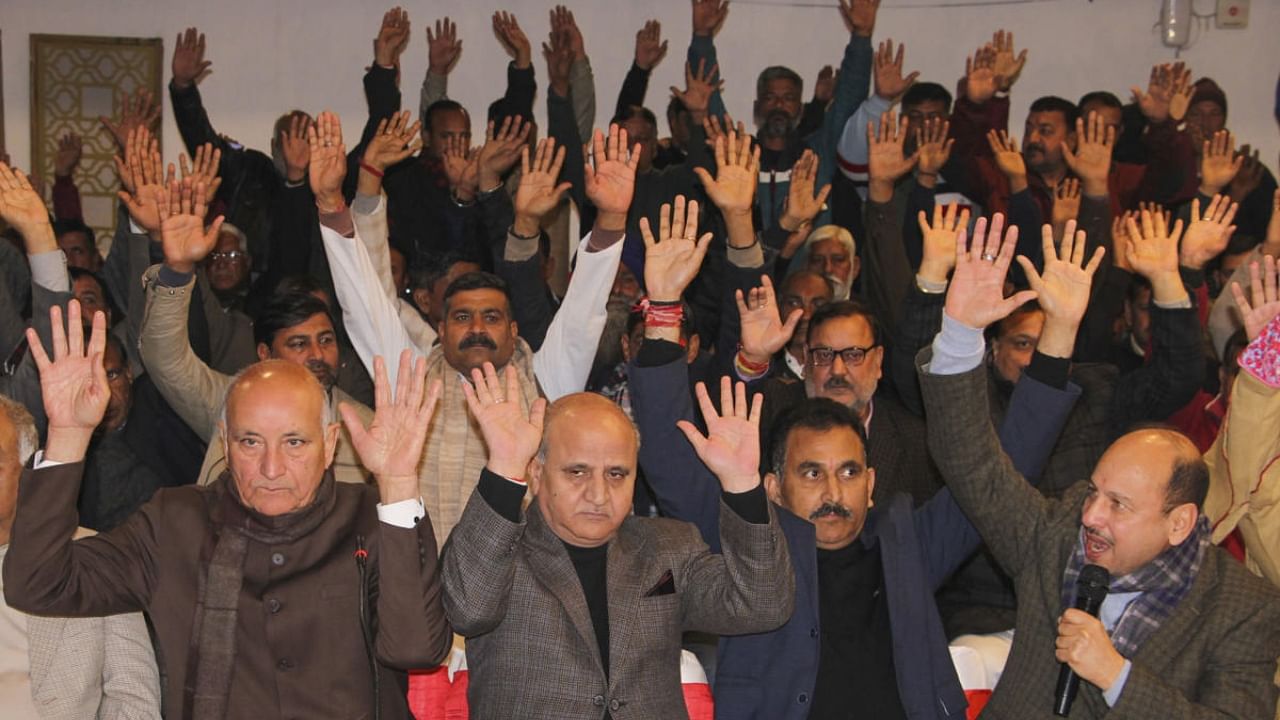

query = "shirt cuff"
(1102, 659), (1132, 707)
(1240, 313), (1280, 388)
(927, 313), (986, 376)
(318, 207), (356, 238)
(128, 217), (147, 236)
(157, 265), (194, 288)
(722, 484), (769, 524)
(1153, 296), (1193, 310)
(351, 193), (382, 216)
(28, 250), (71, 293)
(634, 338), (685, 368)
(32, 450), (67, 469)
(377, 497), (426, 528)
(915, 275), (948, 294)
(726, 241), (764, 269)
(1023, 351), (1070, 390)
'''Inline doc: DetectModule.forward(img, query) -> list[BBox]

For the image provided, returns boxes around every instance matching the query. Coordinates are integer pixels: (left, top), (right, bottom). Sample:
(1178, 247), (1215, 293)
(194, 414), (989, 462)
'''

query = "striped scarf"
(1060, 515), (1210, 657)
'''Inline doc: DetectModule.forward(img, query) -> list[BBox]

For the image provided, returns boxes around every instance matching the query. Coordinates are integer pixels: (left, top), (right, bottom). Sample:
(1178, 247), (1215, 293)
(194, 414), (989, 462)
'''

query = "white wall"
(3, 0), (1278, 178)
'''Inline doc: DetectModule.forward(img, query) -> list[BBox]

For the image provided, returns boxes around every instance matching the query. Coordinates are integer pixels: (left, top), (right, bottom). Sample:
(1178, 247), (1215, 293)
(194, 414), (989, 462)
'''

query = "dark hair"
(611, 105), (658, 134)
(1165, 454), (1210, 512)
(408, 251), (480, 293)
(253, 292), (333, 347)
(1029, 96), (1080, 129)
(487, 98), (534, 127)
(768, 398), (868, 477)
(987, 299), (1043, 342)
(806, 300), (880, 347)
(52, 218), (94, 242)
(67, 267), (120, 321)
(666, 95), (689, 120)
(902, 82), (953, 112)
(1223, 231), (1259, 257)
(1078, 91), (1123, 113)
(756, 66), (803, 100)
(102, 331), (129, 369)
(443, 271), (513, 313)
(425, 99), (468, 134)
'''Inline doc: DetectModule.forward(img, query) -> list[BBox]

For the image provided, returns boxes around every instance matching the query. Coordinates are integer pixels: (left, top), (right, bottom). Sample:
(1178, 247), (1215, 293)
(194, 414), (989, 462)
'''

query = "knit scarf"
(187, 470), (337, 720)
(1060, 514), (1210, 658)
(419, 339), (541, 547)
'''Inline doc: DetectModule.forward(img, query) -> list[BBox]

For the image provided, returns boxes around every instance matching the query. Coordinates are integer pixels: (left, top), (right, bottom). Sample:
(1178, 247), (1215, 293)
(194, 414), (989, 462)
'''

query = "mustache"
(810, 502), (853, 520)
(1084, 526), (1113, 545)
(823, 375), (852, 391)
(1024, 143), (1045, 154)
(460, 333), (497, 351)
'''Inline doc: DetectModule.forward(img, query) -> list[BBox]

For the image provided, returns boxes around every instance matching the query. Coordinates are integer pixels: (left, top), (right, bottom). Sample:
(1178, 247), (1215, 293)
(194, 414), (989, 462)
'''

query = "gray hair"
(756, 66), (804, 101)
(216, 222), (249, 254)
(0, 394), (38, 465)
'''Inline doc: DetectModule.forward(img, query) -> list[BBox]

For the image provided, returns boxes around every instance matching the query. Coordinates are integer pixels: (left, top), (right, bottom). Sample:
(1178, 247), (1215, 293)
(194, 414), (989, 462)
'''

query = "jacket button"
(810, 627), (818, 638)
(609, 699), (621, 711)
(592, 695), (604, 706)
(277, 658), (294, 671)
(271, 552), (286, 566)
(267, 598), (282, 614)
(798, 692), (809, 703)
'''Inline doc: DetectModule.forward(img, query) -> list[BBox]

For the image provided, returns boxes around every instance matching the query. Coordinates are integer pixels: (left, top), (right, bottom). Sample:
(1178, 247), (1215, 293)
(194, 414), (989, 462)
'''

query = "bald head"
(530, 392), (639, 548)
(220, 360), (339, 517)
(1109, 428), (1207, 512)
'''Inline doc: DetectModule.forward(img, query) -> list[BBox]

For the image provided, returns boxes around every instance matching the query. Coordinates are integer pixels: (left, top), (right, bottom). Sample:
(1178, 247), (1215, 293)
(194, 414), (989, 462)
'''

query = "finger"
(693, 381), (718, 424)
(1083, 245), (1106, 278)
(676, 420), (710, 458)
(1230, 281), (1252, 317)
(718, 375), (734, 421)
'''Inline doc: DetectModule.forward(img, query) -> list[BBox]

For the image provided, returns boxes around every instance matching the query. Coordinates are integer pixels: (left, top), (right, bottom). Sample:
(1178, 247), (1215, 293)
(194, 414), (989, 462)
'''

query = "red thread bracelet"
(359, 162), (385, 178)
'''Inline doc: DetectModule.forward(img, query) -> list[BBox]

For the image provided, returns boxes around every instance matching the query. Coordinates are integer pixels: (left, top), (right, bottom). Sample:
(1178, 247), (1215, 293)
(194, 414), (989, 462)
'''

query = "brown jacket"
(2, 462), (451, 719)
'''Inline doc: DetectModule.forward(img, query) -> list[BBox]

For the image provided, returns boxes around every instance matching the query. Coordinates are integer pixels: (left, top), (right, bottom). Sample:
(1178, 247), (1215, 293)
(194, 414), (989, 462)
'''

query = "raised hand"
(116, 126), (174, 233)
(1062, 111), (1115, 197)
(671, 59), (723, 125)
(918, 201), (970, 284)
(692, 0), (730, 38)
(963, 44), (998, 105)
(1110, 211), (1135, 273)
(868, 110), (919, 188)
(374, 6), (412, 68)
(873, 39), (918, 103)
(341, 350), (442, 502)
(27, 301), (110, 462)
(0, 163), (55, 246)
(737, 275), (802, 366)
(279, 113), (312, 184)
(179, 142), (223, 204)
(1017, 222), (1105, 345)
(53, 133), (83, 178)
(915, 117), (954, 179)
(362, 110), (422, 174)
(99, 87), (161, 152)
(944, 214), (1037, 330)
(158, 178), (224, 274)
(989, 30), (1028, 91)
(542, 26), (574, 97)
(171, 27), (212, 89)
(641, 195), (713, 302)
(840, 0), (880, 37)
(1231, 255), (1280, 341)
(477, 115), (533, 191)
(986, 128), (1027, 192)
(1180, 194), (1238, 270)
(461, 362), (547, 479)
(426, 17), (462, 76)
(492, 11), (531, 69)
(1132, 62), (1181, 124)
(701, 114), (742, 152)
(514, 138), (572, 234)
(813, 65), (837, 105)
(1052, 177), (1082, 231)
(306, 111), (347, 212)
(1229, 145), (1264, 204)
(550, 6), (586, 61)
(1167, 64), (1194, 123)
(584, 124), (640, 230)
(1264, 190), (1280, 257)
(1123, 208), (1187, 302)
(634, 19), (667, 70)
(780, 150), (831, 234)
(678, 377), (764, 493)
(1199, 130), (1242, 196)
(442, 136), (479, 201)
(693, 125), (758, 220)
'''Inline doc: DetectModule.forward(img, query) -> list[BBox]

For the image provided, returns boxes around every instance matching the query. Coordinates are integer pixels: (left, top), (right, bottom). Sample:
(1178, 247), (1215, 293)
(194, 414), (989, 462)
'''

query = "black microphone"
(1053, 563), (1110, 717)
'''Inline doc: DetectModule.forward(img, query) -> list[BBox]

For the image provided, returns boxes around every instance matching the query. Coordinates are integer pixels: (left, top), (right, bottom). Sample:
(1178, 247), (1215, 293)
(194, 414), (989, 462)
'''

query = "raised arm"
(616, 19), (667, 119)
(419, 17), (461, 121)
(688, 0), (729, 120)
(810, 0), (878, 189)
(550, 6), (596, 141)
(531, 125), (634, 400)
(863, 109), (920, 330)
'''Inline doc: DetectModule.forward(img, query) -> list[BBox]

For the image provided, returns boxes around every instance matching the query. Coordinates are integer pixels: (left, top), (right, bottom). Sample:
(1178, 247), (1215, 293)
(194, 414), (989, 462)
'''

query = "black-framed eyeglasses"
(808, 344), (877, 367)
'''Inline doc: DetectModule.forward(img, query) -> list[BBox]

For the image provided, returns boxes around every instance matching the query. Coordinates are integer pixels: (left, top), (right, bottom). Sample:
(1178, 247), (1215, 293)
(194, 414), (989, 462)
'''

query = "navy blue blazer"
(629, 354), (1080, 720)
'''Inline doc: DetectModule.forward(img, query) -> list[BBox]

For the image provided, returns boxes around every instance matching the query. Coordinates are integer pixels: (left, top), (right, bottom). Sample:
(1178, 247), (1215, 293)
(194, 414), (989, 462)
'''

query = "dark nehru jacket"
(3, 463), (451, 719)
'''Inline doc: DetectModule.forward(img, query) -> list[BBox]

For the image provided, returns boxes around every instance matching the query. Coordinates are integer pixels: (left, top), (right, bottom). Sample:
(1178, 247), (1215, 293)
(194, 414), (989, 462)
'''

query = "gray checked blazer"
(917, 354), (1280, 719)
(441, 484), (795, 719)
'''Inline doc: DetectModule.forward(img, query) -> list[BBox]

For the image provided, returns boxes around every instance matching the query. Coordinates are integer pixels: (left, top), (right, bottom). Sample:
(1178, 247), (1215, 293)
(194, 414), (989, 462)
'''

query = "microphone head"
(1077, 564), (1111, 604)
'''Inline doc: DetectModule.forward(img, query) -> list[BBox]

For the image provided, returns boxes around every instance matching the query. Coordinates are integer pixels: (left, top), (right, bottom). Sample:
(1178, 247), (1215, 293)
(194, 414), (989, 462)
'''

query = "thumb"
(782, 308), (803, 337)
(338, 401), (368, 438)
(676, 420), (709, 458)
(1015, 255), (1042, 290)
(692, 166), (714, 189)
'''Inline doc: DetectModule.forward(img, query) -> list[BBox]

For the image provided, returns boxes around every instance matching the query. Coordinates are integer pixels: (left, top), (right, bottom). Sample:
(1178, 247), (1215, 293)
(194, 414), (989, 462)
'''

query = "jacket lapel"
(606, 519), (647, 682)
(523, 504), (607, 676)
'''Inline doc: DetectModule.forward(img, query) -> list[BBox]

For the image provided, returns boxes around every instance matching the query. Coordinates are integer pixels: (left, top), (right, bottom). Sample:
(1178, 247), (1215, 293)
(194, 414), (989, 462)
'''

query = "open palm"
(1019, 223), (1103, 328)
(585, 126), (638, 216)
(737, 275), (801, 361)
(0, 164), (51, 234)
(462, 363), (545, 478)
(1231, 255), (1280, 341)
(678, 378), (762, 493)
(29, 302), (110, 435)
(343, 351), (441, 479)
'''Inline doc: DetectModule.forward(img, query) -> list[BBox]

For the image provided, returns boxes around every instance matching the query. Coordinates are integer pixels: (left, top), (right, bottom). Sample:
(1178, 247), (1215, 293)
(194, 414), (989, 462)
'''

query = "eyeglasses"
(208, 250), (247, 263)
(808, 344), (877, 367)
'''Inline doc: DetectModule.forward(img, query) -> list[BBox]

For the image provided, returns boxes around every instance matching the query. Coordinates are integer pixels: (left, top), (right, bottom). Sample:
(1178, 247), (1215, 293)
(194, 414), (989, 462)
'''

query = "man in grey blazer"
(917, 213), (1280, 718)
(442, 362), (795, 719)
(0, 394), (161, 719)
